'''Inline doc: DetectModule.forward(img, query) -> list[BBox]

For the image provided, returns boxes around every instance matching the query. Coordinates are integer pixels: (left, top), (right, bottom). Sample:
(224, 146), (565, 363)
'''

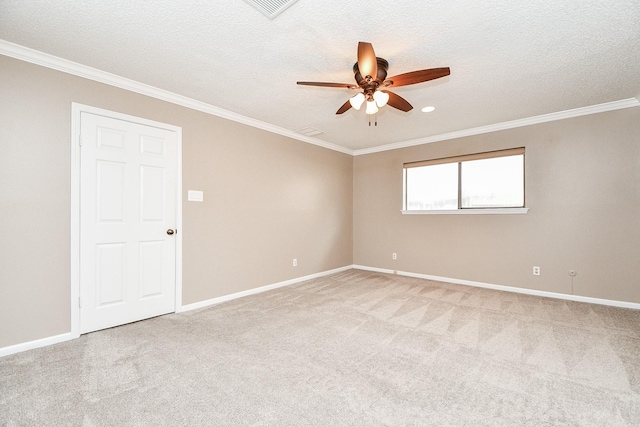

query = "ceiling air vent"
(243, 0), (300, 19)
(296, 126), (324, 137)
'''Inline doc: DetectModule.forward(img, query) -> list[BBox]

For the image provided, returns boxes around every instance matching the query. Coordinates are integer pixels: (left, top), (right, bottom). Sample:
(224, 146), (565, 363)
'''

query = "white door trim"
(70, 103), (183, 338)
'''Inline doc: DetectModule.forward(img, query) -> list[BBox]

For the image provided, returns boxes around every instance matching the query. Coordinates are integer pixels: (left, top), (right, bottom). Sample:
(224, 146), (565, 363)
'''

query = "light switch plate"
(188, 190), (204, 202)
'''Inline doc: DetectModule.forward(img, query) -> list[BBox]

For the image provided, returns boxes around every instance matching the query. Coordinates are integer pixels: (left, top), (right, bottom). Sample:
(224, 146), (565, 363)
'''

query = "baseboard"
(351, 265), (397, 274)
(1, 266), (352, 358)
(6, 264), (636, 358)
(178, 265), (353, 313)
(0, 332), (74, 358)
(352, 265), (640, 310)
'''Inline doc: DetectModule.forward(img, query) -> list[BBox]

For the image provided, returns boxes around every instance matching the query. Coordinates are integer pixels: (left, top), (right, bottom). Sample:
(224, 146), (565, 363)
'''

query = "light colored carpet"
(2, 269), (640, 426)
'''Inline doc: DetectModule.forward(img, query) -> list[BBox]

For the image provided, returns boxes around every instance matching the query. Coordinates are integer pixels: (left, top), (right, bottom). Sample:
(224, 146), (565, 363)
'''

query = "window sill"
(401, 208), (529, 215)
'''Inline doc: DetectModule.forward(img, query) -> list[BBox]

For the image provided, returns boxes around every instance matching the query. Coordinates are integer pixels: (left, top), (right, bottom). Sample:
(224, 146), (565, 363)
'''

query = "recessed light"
(421, 106), (436, 113)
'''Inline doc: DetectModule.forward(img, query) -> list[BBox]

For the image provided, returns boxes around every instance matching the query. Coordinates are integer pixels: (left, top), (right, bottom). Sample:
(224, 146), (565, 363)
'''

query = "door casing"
(70, 103), (183, 338)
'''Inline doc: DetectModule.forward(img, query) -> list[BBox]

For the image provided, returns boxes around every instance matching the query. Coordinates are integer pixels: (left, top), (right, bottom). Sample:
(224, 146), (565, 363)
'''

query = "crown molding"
(353, 97), (640, 156)
(0, 39), (353, 156)
(2, 39), (637, 158)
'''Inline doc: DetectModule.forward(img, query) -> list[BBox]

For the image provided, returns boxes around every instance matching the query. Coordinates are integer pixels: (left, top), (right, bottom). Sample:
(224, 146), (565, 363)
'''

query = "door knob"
(166, 229), (175, 235)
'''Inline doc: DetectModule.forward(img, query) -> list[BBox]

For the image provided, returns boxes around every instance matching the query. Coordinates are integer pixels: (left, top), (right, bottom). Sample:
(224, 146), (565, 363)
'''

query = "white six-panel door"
(80, 111), (178, 334)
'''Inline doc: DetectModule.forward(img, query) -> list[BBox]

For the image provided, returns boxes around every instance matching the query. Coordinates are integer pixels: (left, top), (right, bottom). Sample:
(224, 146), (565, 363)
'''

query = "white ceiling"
(1, 0), (639, 152)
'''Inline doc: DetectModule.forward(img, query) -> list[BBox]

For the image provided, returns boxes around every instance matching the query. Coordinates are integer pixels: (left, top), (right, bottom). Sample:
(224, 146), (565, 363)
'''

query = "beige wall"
(2, 51), (639, 351)
(0, 55), (353, 348)
(354, 107), (640, 303)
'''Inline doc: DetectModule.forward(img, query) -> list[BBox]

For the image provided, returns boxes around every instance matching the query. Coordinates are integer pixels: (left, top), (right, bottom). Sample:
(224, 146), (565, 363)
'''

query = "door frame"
(70, 103), (183, 338)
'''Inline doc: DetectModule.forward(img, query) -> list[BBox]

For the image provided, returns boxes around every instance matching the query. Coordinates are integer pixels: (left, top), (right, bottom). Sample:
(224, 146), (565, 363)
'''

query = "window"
(403, 148), (525, 213)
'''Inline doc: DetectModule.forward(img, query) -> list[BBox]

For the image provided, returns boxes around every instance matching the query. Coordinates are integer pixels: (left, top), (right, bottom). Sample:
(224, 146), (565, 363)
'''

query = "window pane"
(406, 163), (458, 210)
(461, 155), (524, 208)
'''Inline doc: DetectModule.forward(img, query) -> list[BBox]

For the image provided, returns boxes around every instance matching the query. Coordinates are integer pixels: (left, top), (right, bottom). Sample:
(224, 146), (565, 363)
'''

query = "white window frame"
(401, 148), (528, 215)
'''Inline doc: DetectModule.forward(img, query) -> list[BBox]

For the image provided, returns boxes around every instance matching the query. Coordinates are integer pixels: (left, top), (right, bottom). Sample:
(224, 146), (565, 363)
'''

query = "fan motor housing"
(353, 57), (389, 86)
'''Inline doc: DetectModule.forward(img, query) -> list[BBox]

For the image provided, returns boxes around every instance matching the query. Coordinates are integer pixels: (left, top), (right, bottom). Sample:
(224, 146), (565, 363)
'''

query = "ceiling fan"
(297, 42), (450, 116)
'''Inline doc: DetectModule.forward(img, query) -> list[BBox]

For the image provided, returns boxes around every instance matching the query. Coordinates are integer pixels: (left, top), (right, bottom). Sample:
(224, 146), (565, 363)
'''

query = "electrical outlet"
(293, 258), (297, 267)
(392, 253), (397, 260)
(533, 266), (540, 276)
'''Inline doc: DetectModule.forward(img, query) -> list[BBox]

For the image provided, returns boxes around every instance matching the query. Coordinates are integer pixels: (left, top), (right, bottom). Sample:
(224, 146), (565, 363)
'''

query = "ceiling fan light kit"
(297, 42), (450, 122)
(365, 100), (379, 115)
(373, 90), (389, 108)
(349, 93), (366, 110)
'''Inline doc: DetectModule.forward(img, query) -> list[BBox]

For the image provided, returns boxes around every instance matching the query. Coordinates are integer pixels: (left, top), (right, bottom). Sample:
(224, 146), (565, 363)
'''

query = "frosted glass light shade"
(365, 100), (379, 115)
(349, 93), (365, 110)
(373, 91), (389, 107)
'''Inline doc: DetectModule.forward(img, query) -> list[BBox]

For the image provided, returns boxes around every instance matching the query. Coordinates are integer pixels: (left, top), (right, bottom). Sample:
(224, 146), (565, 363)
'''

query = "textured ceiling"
(1, 0), (639, 151)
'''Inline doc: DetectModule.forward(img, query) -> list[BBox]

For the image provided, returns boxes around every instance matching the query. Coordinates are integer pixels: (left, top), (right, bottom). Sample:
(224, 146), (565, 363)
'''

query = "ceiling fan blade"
(384, 91), (413, 112)
(336, 100), (352, 115)
(297, 81), (357, 89)
(385, 67), (450, 88)
(357, 42), (378, 79)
